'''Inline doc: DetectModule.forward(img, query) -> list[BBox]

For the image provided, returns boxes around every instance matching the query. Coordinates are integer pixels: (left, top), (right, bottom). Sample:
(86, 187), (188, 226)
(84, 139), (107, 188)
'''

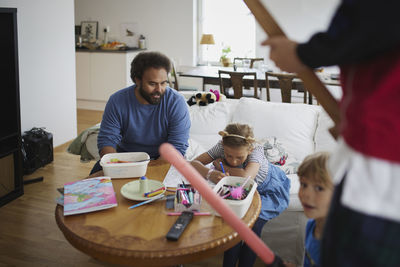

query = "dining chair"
(233, 57), (264, 68)
(264, 72), (309, 103)
(232, 58), (264, 91)
(169, 63), (180, 90)
(169, 62), (197, 92)
(218, 70), (259, 99)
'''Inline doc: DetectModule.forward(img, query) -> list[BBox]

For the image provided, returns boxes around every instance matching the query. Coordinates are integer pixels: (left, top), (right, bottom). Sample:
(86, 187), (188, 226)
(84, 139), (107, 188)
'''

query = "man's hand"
(99, 146), (117, 158)
(262, 36), (307, 74)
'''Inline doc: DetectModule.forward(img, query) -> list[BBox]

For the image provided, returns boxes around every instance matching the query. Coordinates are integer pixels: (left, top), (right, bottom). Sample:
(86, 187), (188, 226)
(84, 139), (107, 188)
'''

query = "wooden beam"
(244, 0), (341, 127)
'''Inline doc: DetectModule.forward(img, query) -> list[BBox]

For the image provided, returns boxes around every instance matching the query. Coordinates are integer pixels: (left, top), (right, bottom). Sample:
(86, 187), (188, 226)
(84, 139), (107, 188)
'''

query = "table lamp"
(200, 34), (215, 66)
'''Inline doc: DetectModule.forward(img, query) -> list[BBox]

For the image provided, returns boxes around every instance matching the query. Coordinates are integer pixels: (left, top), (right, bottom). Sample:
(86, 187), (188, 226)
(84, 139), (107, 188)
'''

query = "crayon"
(166, 188), (177, 192)
(145, 190), (164, 198)
(144, 186), (165, 197)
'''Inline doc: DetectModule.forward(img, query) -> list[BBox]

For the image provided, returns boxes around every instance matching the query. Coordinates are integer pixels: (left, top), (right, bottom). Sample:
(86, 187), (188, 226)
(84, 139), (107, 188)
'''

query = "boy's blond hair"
(297, 152), (332, 187)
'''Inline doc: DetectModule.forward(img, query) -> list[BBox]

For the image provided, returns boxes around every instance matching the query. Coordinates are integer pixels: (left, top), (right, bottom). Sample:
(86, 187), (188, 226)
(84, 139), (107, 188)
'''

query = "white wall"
(74, 0), (197, 66)
(0, 0), (77, 147)
(75, 0), (339, 68)
(256, 0), (340, 67)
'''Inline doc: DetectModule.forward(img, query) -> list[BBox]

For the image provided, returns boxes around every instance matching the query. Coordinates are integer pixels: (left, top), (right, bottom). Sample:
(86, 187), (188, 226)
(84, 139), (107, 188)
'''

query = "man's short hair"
(130, 51), (171, 82)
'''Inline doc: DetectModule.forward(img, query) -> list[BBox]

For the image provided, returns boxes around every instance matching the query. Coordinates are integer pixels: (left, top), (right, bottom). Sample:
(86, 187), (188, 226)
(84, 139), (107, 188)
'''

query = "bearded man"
(90, 51), (190, 174)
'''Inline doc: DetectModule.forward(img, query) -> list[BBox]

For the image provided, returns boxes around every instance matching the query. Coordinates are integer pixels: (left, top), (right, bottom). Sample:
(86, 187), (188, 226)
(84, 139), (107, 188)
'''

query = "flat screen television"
(0, 7), (23, 207)
(0, 8), (20, 141)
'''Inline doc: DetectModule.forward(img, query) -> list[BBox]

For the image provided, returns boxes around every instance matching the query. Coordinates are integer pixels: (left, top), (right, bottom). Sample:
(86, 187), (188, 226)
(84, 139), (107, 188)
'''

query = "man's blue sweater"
(97, 85), (191, 159)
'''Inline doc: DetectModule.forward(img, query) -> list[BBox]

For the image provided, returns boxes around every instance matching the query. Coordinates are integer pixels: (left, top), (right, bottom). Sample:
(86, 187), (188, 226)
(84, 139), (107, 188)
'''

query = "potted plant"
(220, 46), (231, 67)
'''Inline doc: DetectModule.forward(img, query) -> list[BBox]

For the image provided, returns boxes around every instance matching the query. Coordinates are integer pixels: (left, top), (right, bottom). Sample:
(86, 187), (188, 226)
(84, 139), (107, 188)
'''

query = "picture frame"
(80, 21), (98, 41)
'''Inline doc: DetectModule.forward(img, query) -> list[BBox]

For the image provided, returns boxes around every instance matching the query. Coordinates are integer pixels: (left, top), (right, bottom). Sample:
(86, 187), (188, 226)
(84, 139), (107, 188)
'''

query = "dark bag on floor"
(22, 127), (53, 175)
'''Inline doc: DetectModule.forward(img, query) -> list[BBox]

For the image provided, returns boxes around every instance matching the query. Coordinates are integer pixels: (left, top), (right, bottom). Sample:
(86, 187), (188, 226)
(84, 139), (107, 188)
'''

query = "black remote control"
(166, 211), (194, 241)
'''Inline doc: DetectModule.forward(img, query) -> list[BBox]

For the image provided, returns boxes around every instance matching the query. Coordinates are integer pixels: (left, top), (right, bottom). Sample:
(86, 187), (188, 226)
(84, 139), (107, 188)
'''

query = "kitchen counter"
(75, 47), (146, 53)
(76, 49), (143, 110)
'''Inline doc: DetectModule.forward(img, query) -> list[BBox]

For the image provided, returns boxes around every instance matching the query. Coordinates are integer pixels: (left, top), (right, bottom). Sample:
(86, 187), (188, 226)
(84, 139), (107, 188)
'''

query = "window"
(198, 0), (256, 65)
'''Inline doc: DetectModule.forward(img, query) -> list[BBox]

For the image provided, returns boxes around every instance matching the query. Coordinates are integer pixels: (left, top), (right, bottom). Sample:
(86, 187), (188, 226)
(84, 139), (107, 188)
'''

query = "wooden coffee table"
(55, 160), (261, 267)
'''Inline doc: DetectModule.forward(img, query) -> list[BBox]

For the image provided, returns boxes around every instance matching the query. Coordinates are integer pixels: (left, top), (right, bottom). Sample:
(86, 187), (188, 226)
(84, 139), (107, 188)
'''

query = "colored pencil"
(128, 194), (164, 209)
(220, 162), (226, 174)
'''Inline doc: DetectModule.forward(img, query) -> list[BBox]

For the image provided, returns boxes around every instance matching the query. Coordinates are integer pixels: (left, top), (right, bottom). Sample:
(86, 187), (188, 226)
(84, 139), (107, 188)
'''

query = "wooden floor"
(0, 109), (265, 267)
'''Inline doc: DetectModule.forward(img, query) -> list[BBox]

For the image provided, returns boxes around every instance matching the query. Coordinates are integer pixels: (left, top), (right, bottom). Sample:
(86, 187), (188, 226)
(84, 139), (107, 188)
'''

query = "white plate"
(120, 179), (166, 201)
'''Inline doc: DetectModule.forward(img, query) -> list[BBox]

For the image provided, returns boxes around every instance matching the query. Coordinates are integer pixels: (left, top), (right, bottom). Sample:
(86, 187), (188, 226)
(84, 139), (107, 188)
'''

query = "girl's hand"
(208, 170), (228, 184)
(213, 158), (223, 170)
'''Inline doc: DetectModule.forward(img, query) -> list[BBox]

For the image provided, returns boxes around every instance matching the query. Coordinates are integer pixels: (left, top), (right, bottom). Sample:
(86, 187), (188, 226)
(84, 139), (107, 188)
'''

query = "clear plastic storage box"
(174, 183), (201, 212)
(100, 152), (150, 178)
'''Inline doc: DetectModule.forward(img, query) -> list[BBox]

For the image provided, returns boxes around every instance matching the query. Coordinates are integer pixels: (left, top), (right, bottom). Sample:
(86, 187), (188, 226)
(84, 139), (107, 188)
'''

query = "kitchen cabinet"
(76, 49), (143, 110)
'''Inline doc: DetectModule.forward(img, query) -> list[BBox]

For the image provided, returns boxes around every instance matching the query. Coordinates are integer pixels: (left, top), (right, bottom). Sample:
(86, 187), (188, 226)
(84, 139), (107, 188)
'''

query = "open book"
(63, 176), (117, 216)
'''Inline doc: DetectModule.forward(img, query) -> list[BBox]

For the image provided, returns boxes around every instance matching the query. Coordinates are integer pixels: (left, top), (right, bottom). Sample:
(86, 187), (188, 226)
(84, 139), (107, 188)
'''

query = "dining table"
(178, 65), (340, 103)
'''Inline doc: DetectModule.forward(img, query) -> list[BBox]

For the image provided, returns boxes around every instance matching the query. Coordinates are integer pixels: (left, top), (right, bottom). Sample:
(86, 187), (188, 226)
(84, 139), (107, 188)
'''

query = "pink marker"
(167, 212), (211, 216)
(179, 189), (189, 205)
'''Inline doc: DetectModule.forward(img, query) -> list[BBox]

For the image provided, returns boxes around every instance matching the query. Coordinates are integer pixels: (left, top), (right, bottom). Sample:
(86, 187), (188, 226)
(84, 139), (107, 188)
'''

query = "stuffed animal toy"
(187, 95), (197, 106)
(196, 92), (216, 106)
(209, 89), (226, 102)
(187, 92), (217, 106)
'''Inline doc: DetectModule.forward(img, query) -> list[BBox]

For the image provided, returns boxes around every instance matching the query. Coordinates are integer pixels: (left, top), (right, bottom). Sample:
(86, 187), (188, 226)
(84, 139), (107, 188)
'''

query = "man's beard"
(138, 84), (164, 105)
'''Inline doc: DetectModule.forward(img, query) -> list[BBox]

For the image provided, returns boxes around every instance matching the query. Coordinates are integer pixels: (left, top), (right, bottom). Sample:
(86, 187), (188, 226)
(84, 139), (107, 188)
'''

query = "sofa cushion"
(286, 174), (303, 211)
(314, 108), (338, 152)
(230, 98), (319, 161)
(188, 100), (237, 151)
(185, 138), (206, 161)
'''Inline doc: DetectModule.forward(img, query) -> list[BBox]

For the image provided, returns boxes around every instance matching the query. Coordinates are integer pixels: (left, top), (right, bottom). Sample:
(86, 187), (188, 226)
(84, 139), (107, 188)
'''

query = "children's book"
(63, 176), (117, 216)
(55, 187), (64, 206)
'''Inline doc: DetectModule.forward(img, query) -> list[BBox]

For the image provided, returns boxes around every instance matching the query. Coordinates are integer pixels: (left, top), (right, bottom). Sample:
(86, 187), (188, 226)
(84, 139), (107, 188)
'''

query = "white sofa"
(75, 95), (337, 265)
(184, 97), (337, 266)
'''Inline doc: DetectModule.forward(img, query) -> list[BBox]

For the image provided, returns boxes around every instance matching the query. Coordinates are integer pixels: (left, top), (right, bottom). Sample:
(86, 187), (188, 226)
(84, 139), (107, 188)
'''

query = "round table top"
(55, 160), (261, 266)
